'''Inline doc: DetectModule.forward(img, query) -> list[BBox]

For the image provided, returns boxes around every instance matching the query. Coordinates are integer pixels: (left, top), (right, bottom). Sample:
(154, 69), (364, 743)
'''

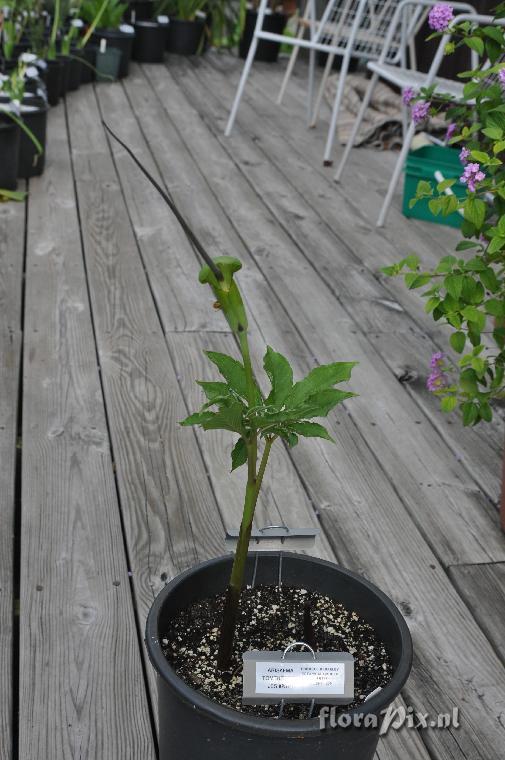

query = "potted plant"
(132, 13), (169, 62)
(0, 63), (44, 186)
(102, 126), (413, 760)
(384, 6), (505, 526)
(160, 0), (207, 55)
(82, 0), (135, 78)
(239, 0), (289, 63)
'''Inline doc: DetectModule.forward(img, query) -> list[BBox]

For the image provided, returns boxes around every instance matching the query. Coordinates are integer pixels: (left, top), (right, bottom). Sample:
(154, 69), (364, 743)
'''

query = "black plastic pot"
(18, 97), (47, 178)
(0, 116), (20, 190)
(132, 20), (167, 62)
(91, 28), (135, 78)
(67, 49), (83, 90)
(239, 10), (287, 63)
(77, 46), (98, 84)
(126, 0), (155, 22)
(146, 552), (413, 760)
(57, 55), (71, 96)
(40, 59), (63, 106)
(166, 19), (205, 56)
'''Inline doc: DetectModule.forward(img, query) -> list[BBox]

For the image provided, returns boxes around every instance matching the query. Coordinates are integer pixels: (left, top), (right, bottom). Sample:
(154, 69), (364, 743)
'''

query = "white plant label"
(255, 660), (345, 695)
(242, 651), (354, 705)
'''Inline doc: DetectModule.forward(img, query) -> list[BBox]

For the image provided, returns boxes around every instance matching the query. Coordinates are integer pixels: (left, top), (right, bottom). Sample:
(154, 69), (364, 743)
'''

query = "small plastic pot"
(77, 46), (98, 84)
(57, 54), (71, 96)
(18, 96), (48, 178)
(67, 49), (83, 90)
(95, 46), (122, 82)
(146, 552), (413, 760)
(91, 28), (135, 78)
(0, 116), (20, 189)
(166, 19), (205, 56)
(126, 0), (155, 22)
(133, 20), (167, 62)
(239, 9), (287, 63)
(40, 59), (63, 106)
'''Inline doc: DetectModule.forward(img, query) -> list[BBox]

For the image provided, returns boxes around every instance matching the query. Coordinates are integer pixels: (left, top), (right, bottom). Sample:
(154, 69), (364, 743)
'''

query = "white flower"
(25, 66), (39, 79)
(71, 18), (84, 28)
(20, 52), (37, 63)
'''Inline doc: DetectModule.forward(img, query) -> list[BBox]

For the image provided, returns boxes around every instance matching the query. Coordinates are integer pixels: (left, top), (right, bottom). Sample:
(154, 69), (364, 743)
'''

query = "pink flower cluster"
(460, 162), (485, 192)
(445, 122), (456, 141)
(427, 353), (449, 392)
(428, 3), (454, 32)
(402, 87), (416, 106)
(459, 146), (470, 164)
(412, 100), (430, 124)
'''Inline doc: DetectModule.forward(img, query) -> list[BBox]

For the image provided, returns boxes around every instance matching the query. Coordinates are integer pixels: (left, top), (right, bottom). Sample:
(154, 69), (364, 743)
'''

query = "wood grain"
(189, 54), (504, 497)
(0, 194), (24, 760)
(19, 104), (156, 759)
(449, 562), (505, 663)
(66, 84), (227, 704)
(141, 62), (504, 568)
(126, 60), (505, 758)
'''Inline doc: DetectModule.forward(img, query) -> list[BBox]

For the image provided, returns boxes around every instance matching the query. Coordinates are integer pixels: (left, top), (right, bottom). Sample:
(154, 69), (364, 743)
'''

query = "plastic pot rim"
(145, 552), (413, 737)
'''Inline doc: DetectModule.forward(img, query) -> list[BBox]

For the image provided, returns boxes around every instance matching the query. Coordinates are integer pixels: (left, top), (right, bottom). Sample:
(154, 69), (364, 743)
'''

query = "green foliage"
(81, 0), (127, 29)
(181, 345), (356, 471)
(385, 11), (505, 425)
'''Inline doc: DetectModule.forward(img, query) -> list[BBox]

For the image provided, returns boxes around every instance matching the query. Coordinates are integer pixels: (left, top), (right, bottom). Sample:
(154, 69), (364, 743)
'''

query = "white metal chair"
(278, 0), (425, 134)
(226, 0), (421, 165)
(334, 2), (495, 228)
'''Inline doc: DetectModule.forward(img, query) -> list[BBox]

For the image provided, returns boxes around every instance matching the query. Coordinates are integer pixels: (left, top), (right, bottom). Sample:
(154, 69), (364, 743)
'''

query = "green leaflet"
(287, 421), (334, 442)
(197, 381), (230, 400)
(286, 362), (357, 408)
(231, 437), (248, 471)
(263, 346), (293, 405)
(205, 351), (249, 400)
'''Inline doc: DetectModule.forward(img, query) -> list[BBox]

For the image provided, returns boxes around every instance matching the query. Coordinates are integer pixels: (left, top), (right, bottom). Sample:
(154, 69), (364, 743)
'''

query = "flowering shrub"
(385, 5), (505, 425)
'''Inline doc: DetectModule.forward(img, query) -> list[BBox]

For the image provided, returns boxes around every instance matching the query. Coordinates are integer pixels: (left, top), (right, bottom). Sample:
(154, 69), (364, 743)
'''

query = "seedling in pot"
(103, 123), (358, 672)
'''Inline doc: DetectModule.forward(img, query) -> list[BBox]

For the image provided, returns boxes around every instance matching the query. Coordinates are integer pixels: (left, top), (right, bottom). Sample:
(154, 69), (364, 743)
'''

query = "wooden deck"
(1, 52), (505, 759)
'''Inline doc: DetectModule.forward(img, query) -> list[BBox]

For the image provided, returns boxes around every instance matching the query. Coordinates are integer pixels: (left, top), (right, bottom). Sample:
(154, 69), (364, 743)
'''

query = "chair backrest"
(318, 0), (417, 63)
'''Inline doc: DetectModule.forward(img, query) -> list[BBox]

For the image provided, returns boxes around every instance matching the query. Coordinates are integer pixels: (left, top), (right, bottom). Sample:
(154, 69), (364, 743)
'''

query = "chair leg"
(225, 36), (259, 136)
(310, 52), (334, 128)
(334, 71), (378, 183)
(308, 47), (316, 124)
(322, 51), (352, 166)
(376, 120), (416, 227)
(277, 1), (310, 105)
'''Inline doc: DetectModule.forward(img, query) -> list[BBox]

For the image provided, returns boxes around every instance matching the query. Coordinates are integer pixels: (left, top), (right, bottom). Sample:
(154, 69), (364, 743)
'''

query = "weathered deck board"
(19, 104), (156, 759)
(125, 61), (505, 759)
(4, 53), (505, 760)
(192, 54), (504, 503)
(144, 60), (504, 569)
(0, 197), (24, 760)
(102, 75), (431, 760)
(66, 83), (226, 710)
(449, 562), (505, 663)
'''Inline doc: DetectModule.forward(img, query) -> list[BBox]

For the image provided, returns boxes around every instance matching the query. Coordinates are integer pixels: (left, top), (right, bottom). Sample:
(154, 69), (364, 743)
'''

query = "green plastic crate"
(402, 144), (466, 229)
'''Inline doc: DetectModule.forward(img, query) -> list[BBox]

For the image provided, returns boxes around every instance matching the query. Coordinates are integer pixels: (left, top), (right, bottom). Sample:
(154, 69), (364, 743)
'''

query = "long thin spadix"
(102, 121), (223, 281)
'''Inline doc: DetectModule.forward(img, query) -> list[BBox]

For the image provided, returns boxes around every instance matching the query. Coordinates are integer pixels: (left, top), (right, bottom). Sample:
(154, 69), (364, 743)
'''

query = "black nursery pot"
(67, 49), (83, 90)
(78, 46), (98, 84)
(126, 0), (154, 22)
(239, 9), (287, 63)
(91, 28), (135, 78)
(57, 55), (71, 96)
(166, 19), (205, 56)
(146, 552), (413, 760)
(0, 117), (20, 190)
(133, 21), (167, 62)
(41, 59), (63, 106)
(18, 97), (48, 178)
